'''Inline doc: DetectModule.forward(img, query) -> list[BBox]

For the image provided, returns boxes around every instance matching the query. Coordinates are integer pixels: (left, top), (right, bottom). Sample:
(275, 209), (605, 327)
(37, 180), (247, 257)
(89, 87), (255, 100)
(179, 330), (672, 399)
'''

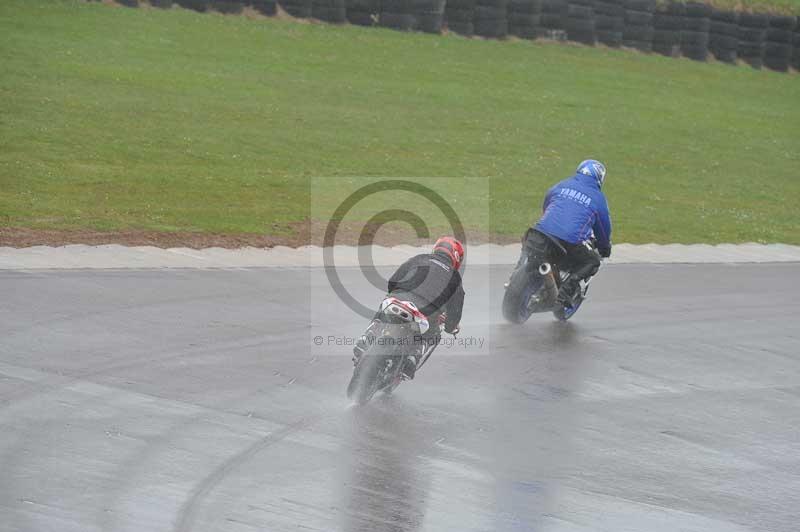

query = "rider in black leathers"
(353, 237), (465, 379)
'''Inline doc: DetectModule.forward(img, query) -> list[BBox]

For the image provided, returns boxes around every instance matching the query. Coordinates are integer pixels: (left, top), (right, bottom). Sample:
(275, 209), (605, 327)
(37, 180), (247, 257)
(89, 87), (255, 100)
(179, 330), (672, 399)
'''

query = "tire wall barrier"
(709, 10), (739, 64)
(680, 2), (711, 61)
(473, 0), (509, 38)
(414, 0), (448, 33)
(540, 0), (567, 40)
(378, 0), (415, 32)
(213, 0), (245, 14)
(621, 0), (655, 52)
(112, 0), (283, 13)
(595, 0), (624, 48)
(763, 14), (796, 71)
(445, 0), (477, 36)
(379, 0), (447, 32)
(738, 12), (768, 68)
(794, 24), (800, 70)
(346, 0), (378, 26)
(280, 0), (312, 17)
(100, 1), (799, 73)
(566, 0), (596, 46)
(174, 0), (208, 12)
(653, 2), (683, 57)
(508, 0), (542, 40)
(312, 0), (347, 23)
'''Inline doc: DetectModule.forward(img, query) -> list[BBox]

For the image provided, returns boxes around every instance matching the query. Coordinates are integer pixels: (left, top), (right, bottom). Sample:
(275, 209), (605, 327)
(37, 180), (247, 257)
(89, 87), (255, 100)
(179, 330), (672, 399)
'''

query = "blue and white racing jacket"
(534, 172), (612, 253)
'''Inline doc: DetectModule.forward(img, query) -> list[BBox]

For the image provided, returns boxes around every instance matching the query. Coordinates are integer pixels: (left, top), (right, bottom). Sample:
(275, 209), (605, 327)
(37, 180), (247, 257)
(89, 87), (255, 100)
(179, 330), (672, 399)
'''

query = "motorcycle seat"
(540, 232), (567, 256)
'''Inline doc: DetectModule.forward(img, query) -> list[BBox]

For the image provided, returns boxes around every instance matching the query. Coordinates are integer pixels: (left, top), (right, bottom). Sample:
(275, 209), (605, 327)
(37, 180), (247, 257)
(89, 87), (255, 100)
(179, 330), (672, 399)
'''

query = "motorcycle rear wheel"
(502, 263), (539, 324)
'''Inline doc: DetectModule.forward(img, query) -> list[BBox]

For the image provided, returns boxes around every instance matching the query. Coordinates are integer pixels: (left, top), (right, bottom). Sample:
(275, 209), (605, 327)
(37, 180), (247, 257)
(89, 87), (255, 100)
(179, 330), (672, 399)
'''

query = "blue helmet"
(577, 159), (607, 187)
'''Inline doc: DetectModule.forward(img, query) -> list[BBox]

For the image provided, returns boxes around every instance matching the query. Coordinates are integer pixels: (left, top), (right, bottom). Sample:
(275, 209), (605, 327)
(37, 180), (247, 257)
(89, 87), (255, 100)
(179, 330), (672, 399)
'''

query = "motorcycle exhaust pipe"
(538, 262), (558, 303)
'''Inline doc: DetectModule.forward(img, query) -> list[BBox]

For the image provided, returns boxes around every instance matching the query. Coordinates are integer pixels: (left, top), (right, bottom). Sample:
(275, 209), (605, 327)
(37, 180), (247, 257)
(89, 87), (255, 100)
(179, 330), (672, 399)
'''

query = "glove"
(446, 324), (460, 336)
(599, 246), (611, 258)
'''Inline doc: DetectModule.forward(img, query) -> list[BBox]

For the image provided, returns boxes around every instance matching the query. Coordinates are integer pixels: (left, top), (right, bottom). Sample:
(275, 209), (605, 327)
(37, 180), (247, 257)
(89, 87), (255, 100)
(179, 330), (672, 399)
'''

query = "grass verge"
(1, 0), (799, 244)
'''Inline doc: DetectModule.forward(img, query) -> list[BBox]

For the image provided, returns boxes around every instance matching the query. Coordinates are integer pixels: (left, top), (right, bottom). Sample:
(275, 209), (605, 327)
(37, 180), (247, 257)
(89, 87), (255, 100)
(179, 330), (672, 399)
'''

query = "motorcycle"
(347, 297), (442, 405)
(502, 234), (600, 324)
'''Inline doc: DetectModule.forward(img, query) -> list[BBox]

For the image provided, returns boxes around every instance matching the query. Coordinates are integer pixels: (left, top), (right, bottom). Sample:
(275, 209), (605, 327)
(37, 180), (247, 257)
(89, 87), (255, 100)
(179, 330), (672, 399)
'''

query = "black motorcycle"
(502, 234), (599, 324)
(346, 297), (440, 405)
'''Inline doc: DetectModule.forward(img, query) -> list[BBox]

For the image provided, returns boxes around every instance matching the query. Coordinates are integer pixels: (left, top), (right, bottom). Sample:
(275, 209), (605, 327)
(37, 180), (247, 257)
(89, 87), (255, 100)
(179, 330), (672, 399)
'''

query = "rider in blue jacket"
(532, 159), (612, 305)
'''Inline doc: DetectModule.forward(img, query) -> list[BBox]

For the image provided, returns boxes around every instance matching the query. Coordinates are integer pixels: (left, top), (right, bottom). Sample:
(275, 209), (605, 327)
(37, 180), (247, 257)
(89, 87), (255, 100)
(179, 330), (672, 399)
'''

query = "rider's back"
(387, 253), (464, 331)
(535, 172), (611, 249)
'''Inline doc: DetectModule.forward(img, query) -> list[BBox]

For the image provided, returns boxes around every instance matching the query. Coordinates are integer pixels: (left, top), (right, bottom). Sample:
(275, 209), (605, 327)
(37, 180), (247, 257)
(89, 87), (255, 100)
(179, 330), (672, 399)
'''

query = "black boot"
(556, 277), (580, 307)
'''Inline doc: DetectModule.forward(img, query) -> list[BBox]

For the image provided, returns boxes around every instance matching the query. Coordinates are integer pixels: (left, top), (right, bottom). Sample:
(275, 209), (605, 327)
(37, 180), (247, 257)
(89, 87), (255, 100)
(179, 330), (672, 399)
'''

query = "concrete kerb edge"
(0, 243), (799, 269)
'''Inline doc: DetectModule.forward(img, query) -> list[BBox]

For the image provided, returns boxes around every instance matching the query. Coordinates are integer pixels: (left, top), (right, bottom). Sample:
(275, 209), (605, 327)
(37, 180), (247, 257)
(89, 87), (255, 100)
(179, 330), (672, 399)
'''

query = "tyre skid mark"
(92, 378), (326, 532)
(173, 416), (318, 532)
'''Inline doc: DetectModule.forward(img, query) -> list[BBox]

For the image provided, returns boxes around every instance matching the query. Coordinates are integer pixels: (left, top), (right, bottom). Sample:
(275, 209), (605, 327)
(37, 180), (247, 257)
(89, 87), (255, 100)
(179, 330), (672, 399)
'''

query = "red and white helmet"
(432, 236), (465, 270)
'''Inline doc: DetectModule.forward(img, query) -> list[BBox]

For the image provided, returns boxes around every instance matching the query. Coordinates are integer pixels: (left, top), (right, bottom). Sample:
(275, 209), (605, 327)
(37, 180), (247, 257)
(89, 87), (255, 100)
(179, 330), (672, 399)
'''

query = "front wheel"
(553, 298), (583, 321)
(552, 280), (587, 321)
(347, 353), (385, 405)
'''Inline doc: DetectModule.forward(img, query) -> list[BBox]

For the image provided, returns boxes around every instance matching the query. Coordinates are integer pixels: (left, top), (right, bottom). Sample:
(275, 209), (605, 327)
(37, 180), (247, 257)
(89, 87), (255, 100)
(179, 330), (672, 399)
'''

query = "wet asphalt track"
(1, 263), (799, 532)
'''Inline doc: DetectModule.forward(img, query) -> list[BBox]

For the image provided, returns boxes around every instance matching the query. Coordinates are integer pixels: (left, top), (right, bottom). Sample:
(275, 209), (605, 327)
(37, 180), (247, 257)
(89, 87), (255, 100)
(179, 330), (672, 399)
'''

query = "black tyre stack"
(652, 2), (683, 57)
(280, 0), (313, 16)
(594, 0), (624, 48)
(680, 2), (710, 61)
(709, 10), (738, 64)
(508, 0), (542, 39)
(380, 0), (415, 30)
(738, 13), (768, 69)
(346, 0), (378, 26)
(95, 0), (800, 75)
(412, 0), (447, 33)
(445, 0), (476, 35)
(621, 0), (655, 52)
(175, 0), (208, 11)
(794, 23), (800, 70)
(565, 0), (596, 45)
(251, 0), (278, 15)
(312, 0), (347, 22)
(763, 15), (796, 72)
(212, 0), (245, 13)
(474, 0), (509, 38)
(540, 0), (567, 40)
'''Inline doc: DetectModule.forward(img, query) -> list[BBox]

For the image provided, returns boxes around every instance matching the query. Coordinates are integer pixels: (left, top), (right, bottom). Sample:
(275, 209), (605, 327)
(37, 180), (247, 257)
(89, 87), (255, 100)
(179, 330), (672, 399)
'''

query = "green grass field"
(1, 0), (799, 244)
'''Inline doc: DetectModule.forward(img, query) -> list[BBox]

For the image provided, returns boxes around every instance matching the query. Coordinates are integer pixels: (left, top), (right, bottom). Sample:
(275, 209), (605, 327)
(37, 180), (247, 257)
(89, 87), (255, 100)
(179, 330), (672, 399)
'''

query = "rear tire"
(502, 261), (538, 324)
